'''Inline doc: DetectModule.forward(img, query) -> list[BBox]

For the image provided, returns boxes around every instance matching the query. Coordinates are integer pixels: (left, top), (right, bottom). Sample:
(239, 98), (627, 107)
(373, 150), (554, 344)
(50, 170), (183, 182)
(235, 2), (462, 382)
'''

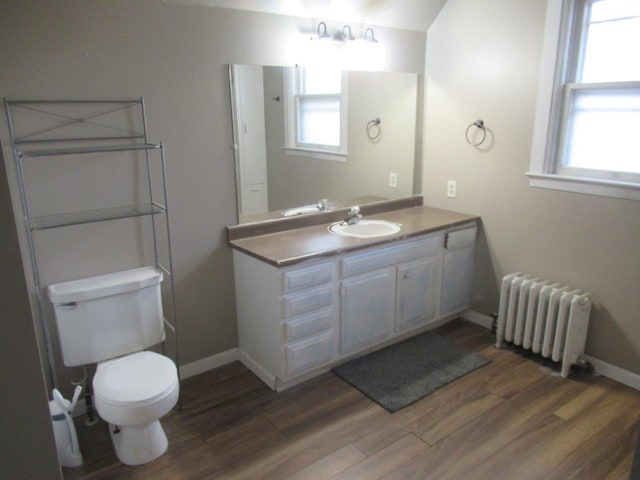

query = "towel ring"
(366, 117), (381, 141)
(465, 119), (486, 146)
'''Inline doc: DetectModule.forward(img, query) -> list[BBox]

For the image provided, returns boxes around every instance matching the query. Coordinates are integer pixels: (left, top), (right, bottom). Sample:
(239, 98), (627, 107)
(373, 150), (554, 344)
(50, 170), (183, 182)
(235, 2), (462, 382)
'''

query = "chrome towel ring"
(366, 117), (381, 141)
(465, 119), (486, 146)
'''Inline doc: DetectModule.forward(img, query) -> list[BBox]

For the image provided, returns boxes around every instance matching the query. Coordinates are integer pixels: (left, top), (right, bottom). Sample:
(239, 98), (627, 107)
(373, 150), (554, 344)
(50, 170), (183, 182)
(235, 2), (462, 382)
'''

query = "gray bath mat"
(333, 331), (490, 413)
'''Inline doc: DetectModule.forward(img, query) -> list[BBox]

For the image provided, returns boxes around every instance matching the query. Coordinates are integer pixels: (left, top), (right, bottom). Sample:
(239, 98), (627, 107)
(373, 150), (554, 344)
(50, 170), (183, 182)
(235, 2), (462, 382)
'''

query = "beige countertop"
(228, 203), (479, 267)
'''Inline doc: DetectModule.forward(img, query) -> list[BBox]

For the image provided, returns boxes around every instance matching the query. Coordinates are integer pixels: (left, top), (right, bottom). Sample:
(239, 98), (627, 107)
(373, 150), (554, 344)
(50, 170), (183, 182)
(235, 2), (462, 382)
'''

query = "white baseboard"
(463, 309), (639, 392)
(461, 309), (494, 329)
(585, 355), (640, 391)
(179, 348), (240, 379)
(238, 351), (277, 390)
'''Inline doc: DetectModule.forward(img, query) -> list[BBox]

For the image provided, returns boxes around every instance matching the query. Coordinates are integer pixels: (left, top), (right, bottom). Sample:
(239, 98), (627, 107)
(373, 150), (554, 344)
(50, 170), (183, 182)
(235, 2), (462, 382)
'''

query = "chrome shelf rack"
(3, 98), (180, 394)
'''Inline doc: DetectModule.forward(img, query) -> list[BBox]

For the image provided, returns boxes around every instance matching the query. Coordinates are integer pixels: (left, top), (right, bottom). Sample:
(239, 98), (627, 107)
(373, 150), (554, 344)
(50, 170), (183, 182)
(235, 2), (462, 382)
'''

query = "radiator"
(495, 273), (591, 377)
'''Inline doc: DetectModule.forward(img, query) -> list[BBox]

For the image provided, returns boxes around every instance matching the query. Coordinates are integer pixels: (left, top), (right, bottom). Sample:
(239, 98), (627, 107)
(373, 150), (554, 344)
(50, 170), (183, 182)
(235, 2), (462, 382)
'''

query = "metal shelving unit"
(3, 98), (180, 392)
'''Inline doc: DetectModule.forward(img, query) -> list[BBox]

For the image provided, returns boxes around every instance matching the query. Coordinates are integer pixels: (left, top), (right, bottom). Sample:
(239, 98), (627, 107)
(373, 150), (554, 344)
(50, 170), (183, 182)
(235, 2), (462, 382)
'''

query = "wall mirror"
(229, 64), (421, 223)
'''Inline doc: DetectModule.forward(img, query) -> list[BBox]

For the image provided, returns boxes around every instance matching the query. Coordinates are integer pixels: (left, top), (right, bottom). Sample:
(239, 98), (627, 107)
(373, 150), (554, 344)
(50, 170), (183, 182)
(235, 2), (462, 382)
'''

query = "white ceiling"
(160, 0), (447, 31)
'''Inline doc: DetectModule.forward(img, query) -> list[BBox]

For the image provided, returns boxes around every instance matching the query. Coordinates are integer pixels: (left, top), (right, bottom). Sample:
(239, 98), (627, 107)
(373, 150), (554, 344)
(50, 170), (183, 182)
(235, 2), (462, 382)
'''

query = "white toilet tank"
(48, 267), (165, 367)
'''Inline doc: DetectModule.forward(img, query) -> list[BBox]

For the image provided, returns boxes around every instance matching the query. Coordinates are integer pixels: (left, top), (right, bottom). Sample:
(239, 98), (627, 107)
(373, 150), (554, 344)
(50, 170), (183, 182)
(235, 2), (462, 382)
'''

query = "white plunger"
(52, 386), (83, 467)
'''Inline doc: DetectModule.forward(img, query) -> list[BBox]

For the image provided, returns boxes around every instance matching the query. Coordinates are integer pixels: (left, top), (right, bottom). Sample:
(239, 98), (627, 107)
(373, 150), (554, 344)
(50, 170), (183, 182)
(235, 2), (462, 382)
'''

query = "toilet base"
(108, 420), (168, 466)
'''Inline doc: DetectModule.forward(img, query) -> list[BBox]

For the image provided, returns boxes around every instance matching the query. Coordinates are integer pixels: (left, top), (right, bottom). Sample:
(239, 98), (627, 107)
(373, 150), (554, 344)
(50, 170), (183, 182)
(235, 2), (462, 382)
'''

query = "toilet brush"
(52, 386), (83, 467)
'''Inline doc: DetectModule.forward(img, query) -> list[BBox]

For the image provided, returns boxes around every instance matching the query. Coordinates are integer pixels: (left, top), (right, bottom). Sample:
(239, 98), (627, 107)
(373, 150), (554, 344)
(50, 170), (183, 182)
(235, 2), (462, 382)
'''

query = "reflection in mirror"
(229, 65), (420, 223)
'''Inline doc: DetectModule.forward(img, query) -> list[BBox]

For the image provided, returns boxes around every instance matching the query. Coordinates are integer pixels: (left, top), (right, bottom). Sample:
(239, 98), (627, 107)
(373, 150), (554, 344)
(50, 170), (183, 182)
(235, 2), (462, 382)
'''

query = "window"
(284, 66), (348, 162)
(529, 0), (640, 200)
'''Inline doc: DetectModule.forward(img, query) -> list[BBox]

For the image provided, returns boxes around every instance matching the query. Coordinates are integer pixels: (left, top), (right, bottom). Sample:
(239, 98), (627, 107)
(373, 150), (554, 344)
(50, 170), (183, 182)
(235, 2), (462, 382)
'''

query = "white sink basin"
(329, 219), (401, 238)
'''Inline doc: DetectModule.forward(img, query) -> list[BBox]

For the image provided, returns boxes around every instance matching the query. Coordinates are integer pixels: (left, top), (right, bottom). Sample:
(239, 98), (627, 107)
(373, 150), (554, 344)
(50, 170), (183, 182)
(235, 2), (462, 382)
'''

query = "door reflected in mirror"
(229, 64), (421, 223)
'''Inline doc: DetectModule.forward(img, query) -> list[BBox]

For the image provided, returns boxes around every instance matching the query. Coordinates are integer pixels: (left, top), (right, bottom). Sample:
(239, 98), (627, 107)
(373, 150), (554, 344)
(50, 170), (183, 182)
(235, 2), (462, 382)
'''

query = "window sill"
(284, 147), (347, 163)
(527, 172), (640, 201)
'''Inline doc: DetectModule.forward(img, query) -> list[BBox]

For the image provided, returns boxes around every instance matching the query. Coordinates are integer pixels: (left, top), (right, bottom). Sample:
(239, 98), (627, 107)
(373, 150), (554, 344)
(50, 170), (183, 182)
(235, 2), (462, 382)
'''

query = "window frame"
(528, 0), (640, 200)
(283, 67), (348, 163)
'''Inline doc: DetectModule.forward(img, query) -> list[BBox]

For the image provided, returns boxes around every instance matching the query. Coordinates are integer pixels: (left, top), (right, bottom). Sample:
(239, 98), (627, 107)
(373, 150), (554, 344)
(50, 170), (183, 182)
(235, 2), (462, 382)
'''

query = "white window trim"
(283, 147), (347, 163)
(283, 68), (348, 162)
(527, 0), (640, 201)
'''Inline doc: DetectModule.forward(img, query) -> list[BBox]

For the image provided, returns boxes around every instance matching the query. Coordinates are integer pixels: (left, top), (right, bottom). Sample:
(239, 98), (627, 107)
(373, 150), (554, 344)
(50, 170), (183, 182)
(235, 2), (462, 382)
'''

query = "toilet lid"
(93, 351), (178, 407)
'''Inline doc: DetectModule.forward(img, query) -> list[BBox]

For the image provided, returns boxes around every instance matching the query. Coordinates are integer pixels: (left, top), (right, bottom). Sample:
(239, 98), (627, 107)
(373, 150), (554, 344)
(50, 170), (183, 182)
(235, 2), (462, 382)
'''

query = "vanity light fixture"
(307, 23), (383, 70)
(317, 21), (331, 40)
(333, 25), (356, 42)
(315, 23), (371, 44)
(364, 27), (379, 44)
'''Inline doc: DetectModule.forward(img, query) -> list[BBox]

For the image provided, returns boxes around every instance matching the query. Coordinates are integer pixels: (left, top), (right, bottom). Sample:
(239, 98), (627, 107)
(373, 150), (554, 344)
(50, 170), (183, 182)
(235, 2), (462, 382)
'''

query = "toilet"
(47, 267), (179, 466)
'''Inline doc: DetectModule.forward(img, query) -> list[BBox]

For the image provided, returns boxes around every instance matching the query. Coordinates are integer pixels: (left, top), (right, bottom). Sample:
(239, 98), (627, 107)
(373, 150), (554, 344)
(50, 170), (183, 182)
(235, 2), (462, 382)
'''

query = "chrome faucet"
(343, 206), (362, 225)
(318, 198), (329, 211)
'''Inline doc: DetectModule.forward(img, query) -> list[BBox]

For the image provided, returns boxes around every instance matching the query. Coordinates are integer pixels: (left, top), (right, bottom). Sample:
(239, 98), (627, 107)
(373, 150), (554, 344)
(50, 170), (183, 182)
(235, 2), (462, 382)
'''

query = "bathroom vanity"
(227, 198), (479, 391)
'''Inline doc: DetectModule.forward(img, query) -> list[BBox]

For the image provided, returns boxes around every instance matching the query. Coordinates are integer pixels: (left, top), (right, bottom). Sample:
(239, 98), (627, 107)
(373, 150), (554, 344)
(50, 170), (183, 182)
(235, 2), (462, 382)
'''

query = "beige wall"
(423, 0), (640, 374)
(0, 0), (426, 394)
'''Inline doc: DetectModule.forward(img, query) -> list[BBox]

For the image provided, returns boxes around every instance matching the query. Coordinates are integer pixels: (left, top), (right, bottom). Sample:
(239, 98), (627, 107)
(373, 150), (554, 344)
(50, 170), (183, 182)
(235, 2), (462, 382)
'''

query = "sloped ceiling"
(157, 0), (447, 31)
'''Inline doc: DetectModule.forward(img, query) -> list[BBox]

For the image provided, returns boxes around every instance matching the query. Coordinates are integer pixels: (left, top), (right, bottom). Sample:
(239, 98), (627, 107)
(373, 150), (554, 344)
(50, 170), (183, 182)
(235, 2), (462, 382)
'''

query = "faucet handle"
(343, 205), (362, 225)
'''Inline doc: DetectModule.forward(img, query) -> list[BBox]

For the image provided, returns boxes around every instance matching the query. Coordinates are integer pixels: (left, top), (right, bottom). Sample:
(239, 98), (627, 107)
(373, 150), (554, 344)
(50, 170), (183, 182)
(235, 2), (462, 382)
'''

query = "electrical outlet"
(389, 172), (398, 188)
(447, 180), (457, 198)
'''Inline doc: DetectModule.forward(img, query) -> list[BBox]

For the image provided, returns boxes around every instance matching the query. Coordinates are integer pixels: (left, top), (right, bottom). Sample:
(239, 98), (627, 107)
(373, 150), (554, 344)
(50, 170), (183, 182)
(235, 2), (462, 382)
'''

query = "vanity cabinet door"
(441, 227), (477, 315)
(395, 256), (440, 332)
(441, 246), (474, 314)
(340, 267), (395, 353)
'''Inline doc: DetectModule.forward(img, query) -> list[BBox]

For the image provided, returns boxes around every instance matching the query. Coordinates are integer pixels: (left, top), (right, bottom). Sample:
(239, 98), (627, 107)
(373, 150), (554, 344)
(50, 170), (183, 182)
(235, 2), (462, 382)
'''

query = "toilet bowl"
(93, 351), (179, 466)
(47, 267), (180, 466)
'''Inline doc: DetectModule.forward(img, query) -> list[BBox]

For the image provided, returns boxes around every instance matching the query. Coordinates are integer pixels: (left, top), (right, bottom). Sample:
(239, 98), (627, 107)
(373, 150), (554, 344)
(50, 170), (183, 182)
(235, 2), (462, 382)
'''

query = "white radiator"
(495, 273), (591, 377)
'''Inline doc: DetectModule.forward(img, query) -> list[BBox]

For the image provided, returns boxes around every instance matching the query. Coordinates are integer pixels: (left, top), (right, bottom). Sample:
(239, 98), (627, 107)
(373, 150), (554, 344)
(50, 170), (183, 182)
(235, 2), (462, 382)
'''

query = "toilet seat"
(93, 351), (179, 427)
(94, 351), (177, 407)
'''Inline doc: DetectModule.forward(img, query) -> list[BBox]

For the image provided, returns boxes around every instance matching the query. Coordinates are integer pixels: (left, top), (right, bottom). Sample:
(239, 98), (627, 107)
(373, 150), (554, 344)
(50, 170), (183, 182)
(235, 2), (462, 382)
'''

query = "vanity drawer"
(282, 284), (334, 318)
(445, 225), (477, 250)
(285, 331), (335, 376)
(284, 308), (334, 343)
(341, 234), (441, 277)
(282, 261), (334, 293)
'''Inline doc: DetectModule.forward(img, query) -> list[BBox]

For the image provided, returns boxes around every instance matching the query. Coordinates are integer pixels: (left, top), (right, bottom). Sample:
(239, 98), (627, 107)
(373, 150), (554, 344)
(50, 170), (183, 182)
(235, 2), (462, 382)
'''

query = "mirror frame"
(229, 64), (424, 224)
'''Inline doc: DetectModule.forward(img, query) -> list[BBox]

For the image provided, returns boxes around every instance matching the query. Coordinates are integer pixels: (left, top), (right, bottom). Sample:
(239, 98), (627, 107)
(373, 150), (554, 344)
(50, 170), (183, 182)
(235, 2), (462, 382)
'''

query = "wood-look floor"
(64, 320), (640, 480)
